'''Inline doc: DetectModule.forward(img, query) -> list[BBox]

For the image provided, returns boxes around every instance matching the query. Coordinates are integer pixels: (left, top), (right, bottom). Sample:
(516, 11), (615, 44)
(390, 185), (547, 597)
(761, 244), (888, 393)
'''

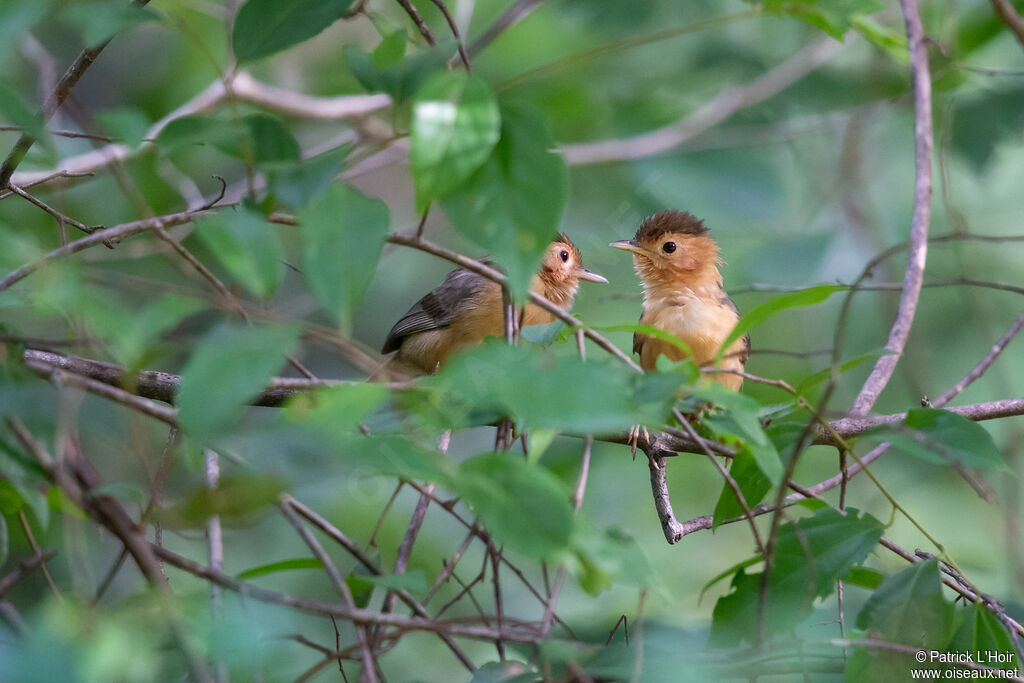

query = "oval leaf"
(300, 183), (390, 326)
(410, 71), (500, 210)
(232, 0), (355, 62)
(177, 323), (300, 442)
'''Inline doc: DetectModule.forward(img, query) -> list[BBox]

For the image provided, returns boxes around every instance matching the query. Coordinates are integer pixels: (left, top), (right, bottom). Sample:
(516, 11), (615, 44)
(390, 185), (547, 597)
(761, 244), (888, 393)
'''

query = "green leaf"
(410, 71), (500, 210)
(720, 284), (844, 359)
(756, 0), (884, 39)
(0, 80), (54, 160)
(195, 207), (285, 299)
(335, 434), (459, 485)
(300, 183), (390, 325)
(947, 604), (1017, 671)
(156, 114), (240, 155)
(520, 320), (566, 347)
(0, 514), (7, 567)
(372, 29), (407, 68)
(712, 446), (771, 528)
(569, 523), (659, 596)
(691, 383), (783, 483)
(362, 570), (428, 595)
(851, 15), (908, 62)
(61, 0), (159, 46)
(237, 557), (324, 580)
(457, 453), (573, 560)
(0, 1), (50, 64)
(594, 323), (692, 357)
(863, 408), (1009, 472)
(244, 114), (300, 165)
(269, 147), (347, 209)
(81, 295), (202, 370)
(842, 566), (885, 590)
(96, 107), (151, 149)
(711, 507), (883, 645)
(441, 101), (568, 299)
(344, 39), (452, 104)
(346, 573), (374, 608)
(415, 340), (678, 434)
(849, 558), (955, 682)
(177, 323), (300, 442)
(699, 555), (761, 603)
(232, 0), (355, 62)
(284, 383), (390, 439)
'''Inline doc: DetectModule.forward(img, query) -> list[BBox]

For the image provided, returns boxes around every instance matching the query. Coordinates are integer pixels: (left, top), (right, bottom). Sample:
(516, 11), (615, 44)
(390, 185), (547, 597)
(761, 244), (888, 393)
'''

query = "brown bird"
(382, 235), (607, 374)
(610, 210), (749, 388)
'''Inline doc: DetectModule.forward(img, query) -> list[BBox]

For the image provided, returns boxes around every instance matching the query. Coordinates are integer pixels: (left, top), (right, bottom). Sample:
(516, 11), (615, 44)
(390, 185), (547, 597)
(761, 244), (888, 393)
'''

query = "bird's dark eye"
(559, 249), (569, 262)
(662, 242), (677, 254)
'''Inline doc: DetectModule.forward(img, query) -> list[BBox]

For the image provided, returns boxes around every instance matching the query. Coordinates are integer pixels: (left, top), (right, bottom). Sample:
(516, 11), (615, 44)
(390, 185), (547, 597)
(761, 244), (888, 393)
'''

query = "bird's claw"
(627, 425), (651, 460)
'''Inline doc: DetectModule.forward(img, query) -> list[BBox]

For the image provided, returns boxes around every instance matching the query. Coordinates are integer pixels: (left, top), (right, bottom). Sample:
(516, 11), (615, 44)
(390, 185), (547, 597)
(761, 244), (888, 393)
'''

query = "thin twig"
(396, 0), (437, 45)
(989, 0), (1024, 50)
(0, 0), (155, 188)
(468, 0), (545, 57)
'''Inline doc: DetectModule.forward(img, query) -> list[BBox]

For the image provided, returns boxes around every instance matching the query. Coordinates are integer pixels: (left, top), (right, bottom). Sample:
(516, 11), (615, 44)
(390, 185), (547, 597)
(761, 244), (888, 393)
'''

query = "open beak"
(609, 239), (647, 256)
(577, 268), (608, 284)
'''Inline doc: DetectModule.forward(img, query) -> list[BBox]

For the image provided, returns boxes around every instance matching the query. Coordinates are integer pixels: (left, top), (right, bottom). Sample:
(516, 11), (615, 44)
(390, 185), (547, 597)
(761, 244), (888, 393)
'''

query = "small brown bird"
(382, 235), (607, 374)
(610, 210), (749, 388)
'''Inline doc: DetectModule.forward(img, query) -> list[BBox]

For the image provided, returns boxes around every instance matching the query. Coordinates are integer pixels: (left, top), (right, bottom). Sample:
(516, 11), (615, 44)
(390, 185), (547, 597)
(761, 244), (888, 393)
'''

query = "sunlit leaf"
(233, 0), (356, 62)
(177, 323), (300, 442)
(300, 183), (390, 325)
(411, 71), (500, 210)
(441, 101), (568, 299)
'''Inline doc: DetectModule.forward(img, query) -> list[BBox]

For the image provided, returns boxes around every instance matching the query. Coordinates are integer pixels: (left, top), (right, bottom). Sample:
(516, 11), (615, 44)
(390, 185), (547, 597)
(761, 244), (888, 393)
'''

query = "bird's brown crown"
(634, 211), (708, 242)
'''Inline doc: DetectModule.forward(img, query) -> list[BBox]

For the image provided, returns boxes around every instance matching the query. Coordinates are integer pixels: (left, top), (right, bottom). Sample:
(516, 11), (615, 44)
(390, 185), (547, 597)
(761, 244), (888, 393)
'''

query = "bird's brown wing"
(381, 268), (487, 353)
(632, 312), (647, 356)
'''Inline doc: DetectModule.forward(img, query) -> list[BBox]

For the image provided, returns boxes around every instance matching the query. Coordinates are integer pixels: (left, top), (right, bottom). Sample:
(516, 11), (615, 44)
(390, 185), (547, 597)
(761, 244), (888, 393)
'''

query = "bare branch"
(563, 38), (842, 165)
(11, 72), (389, 188)
(851, 0), (933, 415)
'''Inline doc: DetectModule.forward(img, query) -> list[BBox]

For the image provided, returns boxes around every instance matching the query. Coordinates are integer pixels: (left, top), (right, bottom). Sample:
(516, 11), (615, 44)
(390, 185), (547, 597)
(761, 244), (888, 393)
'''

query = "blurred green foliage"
(0, 0), (1022, 680)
